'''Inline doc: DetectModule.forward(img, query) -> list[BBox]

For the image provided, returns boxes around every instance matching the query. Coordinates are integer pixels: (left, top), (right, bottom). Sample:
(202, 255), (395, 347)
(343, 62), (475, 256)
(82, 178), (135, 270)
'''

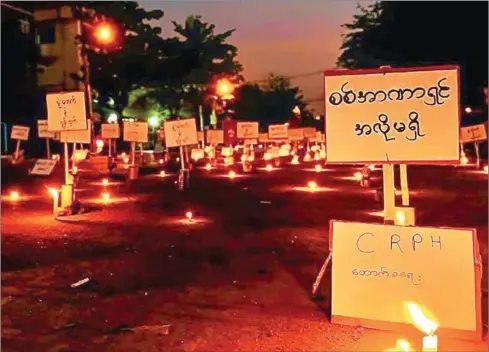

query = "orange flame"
(406, 302), (438, 335)
(47, 188), (58, 198)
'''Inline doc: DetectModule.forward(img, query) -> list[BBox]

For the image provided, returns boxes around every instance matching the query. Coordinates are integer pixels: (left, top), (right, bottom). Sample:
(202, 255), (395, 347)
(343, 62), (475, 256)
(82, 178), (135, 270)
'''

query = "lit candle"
(48, 188), (59, 217)
(422, 334), (437, 352)
(10, 191), (20, 201)
(315, 164), (322, 172)
(228, 171), (236, 179)
(159, 170), (166, 177)
(265, 164), (273, 171)
(308, 181), (317, 191)
(186, 211), (193, 223)
(205, 163), (212, 171)
(354, 172), (363, 181)
(102, 178), (109, 186)
(102, 193), (110, 201)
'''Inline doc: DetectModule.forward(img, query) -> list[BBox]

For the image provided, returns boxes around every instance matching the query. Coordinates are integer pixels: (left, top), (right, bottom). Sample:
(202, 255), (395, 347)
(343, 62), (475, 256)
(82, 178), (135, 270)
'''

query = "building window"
(37, 21), (56, 44)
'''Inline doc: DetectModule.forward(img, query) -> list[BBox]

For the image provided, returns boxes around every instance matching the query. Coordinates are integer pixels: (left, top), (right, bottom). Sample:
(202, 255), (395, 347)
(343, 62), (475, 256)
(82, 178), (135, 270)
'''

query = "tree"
(337, 1), (488, 105)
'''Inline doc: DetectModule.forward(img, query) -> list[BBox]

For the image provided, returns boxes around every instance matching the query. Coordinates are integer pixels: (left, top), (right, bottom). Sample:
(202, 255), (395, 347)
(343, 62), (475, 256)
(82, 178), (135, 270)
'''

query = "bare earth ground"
(1, 160), (488, 351)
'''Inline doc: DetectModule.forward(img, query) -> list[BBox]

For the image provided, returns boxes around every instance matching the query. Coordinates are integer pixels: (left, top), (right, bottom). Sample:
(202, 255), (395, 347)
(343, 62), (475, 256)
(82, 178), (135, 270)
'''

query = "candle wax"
(422, 334), (437, 352)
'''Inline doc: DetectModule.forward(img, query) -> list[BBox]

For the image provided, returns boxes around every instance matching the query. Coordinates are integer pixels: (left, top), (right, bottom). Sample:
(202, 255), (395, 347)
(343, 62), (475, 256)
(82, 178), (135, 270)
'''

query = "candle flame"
(10, 191), (20, 200)
(460, 156), (469, 165)
(186, 211), (193, 222)
(396, 210), (406, 225)
(266, 164), (273, 171)
(369, 164), (375, 171)
(354, 172), (363, 181)
(48, 188), (58, 198)
(102, 193), (110, 201)
(315, 164), (322, 172)
(159, 170), (166, 177)
(228, 171), (236, 179)
(308, 181), (317, 190)
(159, 159), (164, 165)
(406, 302), (438, 335)
(102, 178), (109, 186)
(205, 163), (212, 171)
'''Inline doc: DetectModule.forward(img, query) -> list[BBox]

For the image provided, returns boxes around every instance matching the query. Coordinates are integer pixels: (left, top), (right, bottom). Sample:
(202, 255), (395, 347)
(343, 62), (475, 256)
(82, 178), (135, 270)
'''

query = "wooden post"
(383, 164), (395, 221)
(45, 139), (51, 159)
(14, 140), (20, 160)
(474, 141), (481, 169)
(131, 141), (136, 166)
(108, 138), (112, 157)
(399, 164), (410, 206)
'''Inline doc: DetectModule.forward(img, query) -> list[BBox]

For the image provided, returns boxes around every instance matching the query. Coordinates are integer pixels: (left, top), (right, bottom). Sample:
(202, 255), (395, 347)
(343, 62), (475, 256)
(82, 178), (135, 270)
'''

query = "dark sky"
(138, 0), (371, 114)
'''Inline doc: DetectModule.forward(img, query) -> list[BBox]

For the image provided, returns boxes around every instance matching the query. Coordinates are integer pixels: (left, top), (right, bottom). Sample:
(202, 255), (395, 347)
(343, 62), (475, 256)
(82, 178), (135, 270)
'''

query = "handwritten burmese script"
(46, 91), (87, 131)
(123, 122), (148, 143)
(324, 67), (460, 163)
(330, 220), (479, 332)
(164, 119), (198, 148)
(237, 122), (259, 139)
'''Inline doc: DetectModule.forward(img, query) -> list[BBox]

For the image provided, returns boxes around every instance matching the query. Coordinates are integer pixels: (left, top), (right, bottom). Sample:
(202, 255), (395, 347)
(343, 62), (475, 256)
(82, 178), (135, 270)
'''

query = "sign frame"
(11, 125), (30, 141)
(237, 121), (259, 139)
(328, 219), (482, 341)
(323, 65), (461, 165)
(46, 91), (87, 132)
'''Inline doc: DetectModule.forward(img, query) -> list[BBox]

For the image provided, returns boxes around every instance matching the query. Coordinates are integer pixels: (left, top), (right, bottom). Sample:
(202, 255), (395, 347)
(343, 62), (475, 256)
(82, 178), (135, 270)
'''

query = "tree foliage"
(337, 1), (488, 105)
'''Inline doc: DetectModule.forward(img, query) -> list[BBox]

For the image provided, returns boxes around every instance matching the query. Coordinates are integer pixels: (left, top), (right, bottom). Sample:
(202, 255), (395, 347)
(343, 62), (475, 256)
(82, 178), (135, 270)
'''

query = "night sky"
(138, 0), (371, 114)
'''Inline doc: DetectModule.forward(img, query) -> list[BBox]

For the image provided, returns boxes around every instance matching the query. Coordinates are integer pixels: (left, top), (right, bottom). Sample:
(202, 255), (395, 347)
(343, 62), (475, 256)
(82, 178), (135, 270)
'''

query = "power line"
(247, 69), (324, 84)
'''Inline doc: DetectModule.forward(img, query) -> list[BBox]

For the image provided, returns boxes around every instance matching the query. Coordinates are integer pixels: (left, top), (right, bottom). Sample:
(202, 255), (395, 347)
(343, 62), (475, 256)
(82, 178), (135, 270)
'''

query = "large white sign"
(206, 130), (224, 144)
(237, 122), (259, 139)
(46, 91), (87, 131)
(37, 120), (56, 138)
(330, 220), (482, 338)
(324, 66), (460, 163)
(288, 128), (304, 141)
(123, 122), (148, 143)
(164, 119), (198, 148)
(11, 125), (30, 140)
(101, 123), (120, 139)
(60, 120), (91, 144)
(460, 124), (487, 144)
(268, 124), (288, 139)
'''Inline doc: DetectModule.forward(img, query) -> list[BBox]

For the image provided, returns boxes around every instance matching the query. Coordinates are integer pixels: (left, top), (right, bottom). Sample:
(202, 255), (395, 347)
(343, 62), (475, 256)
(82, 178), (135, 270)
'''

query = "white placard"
(71, 149), (89, 161)
(11, 125), (30, 140)
(101, 124), (120, 139)
(123, 121), (148, 143)
(325, 66), (460, 163)
(330, 220), (482, 338)
(60, 120), (91, 144)
(288, 128), (304, 141)
(237, 122), (259, 139)
(37, 120), (55, 139)
(46, 91), (87, 131)
(268, 124), (288, 139)
(460, 124), (487, 144)
(164, 119), (198, 148)
(30, 159), (57, 176)
(303, 127), (316, 139)
(206, 130), (224, 144)
(259, 133), (269, 142)
(266, 147), (280, 159)
(191, 148), (205, 160)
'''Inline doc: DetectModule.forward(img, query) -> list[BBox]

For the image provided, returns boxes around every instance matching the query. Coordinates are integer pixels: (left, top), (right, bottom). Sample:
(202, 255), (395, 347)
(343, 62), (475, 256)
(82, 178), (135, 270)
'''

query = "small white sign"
(46, 91), (87, 131)
(60, 120), (91, 144)
(11, 125), (30, 140)
(123, 121), (148, 143)
(268, 124), (288, 139)
(460, 124), (487, 144)
(206, 130), (224, 144)
(101, 124), (120, 139)
(191, 148), (205, 160)
(303, 127), (317, 139)
(221, 147), (233, 157)
(71, 149), (89, 161)
(259, 133), (269, 142)
(30, 159), (57, 176)
(37, 120), (55, 139)
(237, 122), (259, 139)
(164, 119), (198, 148)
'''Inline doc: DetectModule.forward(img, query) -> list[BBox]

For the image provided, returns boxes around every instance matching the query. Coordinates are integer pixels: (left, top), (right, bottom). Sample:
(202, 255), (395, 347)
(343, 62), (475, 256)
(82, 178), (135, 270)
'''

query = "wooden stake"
(14, 140), (20, 160)
(475, 141), (481, 169)
(312, 252), (332, 297)
(400, 164), (410, 206)
(46, 138), (51, 159)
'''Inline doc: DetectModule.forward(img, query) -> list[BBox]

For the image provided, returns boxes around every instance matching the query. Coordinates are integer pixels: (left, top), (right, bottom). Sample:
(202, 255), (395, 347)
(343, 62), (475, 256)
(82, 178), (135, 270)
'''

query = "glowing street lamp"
(216, 79), (234, 97)
(95, 23), (115, 45)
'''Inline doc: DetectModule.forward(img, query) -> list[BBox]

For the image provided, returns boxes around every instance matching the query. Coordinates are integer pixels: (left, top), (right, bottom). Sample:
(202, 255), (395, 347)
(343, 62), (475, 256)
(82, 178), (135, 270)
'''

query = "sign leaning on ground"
(123, 121), (148, 143)
(237, 121), (259, 139)
(30, 159), (57, 176)
(329, 220), (482, 340)
(37, 120), (56, 138)
(460, 124), (487, 144)
(164, 118), (198, 148)
(324, 65), (460, 163)
(11, 125), (30, 140)
(101, 123), (120, 139)
(268, 124), (288, 139)
(46, 91), (87, 131)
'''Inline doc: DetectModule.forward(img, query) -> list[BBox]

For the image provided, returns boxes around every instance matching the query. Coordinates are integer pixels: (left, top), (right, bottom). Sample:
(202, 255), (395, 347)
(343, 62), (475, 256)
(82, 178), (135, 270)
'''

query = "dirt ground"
(2, 159), (488, 351)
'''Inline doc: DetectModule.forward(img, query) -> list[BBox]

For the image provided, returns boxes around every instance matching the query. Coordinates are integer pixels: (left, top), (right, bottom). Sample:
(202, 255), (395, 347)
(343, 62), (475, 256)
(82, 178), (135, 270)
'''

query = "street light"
(216, 79), (234, 97)
(95, 23), (114, 44)
(149, 116), (159, 147)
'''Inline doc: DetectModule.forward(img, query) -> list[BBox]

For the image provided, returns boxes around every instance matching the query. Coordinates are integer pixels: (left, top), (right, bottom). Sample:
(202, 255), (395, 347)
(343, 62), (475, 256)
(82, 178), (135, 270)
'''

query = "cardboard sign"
(60, 120), (91, 144)
(123, 121), (148, 143)
(206, 130), (224, 144)
(197, 131), (204, 142)
(460, 124), (487, 144)
(330, 220), (482, 340)
(259, 133), (269, 143)
(223, 119), (238, 145)
(11, 125), (30, 140)
(71, 149), (89, 161)
(101, 123), (120, 139)
(164, 119), (198, 148)
(268, 124), (288, 139)
(30, 159), (57, 176)
(324, 65), (460, 163)
(37, 120), (55, 139)
(46, 91), (87, 131)
(288, 128), (304, 141)
(237, 122), (259, 139)
(303, 127), (316, 139)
